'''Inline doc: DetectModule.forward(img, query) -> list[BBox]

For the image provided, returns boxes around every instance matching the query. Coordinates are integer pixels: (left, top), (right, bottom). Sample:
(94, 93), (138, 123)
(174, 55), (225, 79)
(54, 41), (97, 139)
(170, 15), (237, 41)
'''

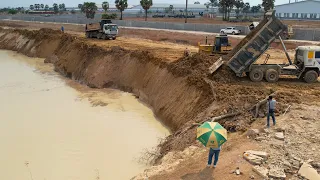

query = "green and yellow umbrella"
(196, 122), (227, 148)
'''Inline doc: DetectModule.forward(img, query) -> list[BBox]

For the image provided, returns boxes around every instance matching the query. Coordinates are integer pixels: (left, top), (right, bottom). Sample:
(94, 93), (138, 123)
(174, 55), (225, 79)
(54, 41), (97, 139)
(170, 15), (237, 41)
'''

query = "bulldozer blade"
(209, 57), (224, 74)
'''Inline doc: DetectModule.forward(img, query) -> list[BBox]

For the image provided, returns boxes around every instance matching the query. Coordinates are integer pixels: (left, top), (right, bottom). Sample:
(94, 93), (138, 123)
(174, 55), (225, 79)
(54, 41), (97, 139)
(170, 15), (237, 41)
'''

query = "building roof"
(275, 0), (320, 7)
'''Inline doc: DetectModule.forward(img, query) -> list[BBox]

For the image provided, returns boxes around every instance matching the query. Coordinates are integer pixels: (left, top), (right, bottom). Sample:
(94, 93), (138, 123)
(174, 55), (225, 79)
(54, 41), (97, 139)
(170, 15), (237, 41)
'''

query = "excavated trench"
(0, 28), (301, 160)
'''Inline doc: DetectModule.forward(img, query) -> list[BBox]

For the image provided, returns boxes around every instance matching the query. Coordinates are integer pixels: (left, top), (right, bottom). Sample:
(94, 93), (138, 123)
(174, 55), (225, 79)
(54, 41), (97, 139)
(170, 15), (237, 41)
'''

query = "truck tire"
(304, 70), (318, 83)
(221, 31), (224, 34)
(112, 37), (116, 40)
(85, 32), (90, 38)
(97, 33), (102, 39)
(232, 31), (235, 35)
(265, 69), (279, 83)
(102, 34), (106, 40)
(249, 69), (263, 82)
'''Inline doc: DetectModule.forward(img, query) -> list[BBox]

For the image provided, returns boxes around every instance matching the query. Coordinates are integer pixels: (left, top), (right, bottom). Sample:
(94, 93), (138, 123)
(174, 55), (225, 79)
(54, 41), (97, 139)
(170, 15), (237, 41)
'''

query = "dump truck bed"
(86, 23), (101, 32)
(85, 19), (113, 32)
(227, 11), (287, 76)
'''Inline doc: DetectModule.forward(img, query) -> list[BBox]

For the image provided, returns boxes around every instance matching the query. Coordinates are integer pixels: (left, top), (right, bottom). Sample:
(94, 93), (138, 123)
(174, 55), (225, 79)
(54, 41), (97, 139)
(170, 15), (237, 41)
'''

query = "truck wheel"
(112, 37), (116, 40)
(249, 69), (263, 82)
(85, 32), (90, 38)
(304, 70), (318, 83)
(97, 33), (102, 39)
(232, 31), (235, 35)
(102, 34), (106, 40)
(221, 31), (224, 34)
(265, 69), (279, 83)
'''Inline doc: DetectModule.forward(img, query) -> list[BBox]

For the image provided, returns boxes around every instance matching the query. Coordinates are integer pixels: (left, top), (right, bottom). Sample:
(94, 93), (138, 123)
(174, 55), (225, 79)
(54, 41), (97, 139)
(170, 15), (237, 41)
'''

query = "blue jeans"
(267, 110), (276, 127)
(208, 148), (220, 166)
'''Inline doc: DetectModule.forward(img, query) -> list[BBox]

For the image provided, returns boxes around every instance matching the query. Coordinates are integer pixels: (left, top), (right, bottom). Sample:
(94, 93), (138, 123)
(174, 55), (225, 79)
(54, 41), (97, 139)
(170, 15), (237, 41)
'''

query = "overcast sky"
(1, 0), (291, 8)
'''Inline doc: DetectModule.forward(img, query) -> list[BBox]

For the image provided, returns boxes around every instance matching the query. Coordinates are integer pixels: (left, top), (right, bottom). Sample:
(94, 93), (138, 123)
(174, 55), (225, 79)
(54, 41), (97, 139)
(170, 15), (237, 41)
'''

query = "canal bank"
(0, 50), (169, 179)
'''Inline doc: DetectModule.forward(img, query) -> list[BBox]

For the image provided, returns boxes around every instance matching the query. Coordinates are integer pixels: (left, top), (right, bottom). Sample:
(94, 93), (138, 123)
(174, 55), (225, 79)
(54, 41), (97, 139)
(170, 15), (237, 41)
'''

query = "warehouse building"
(275, 0), (320, 19)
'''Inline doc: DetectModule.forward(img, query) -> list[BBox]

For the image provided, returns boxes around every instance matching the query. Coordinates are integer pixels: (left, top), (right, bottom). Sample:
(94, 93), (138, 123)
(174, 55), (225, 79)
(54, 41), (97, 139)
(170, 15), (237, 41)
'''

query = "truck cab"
(294, 46), (320, 82)
(103, 24), (118, 39)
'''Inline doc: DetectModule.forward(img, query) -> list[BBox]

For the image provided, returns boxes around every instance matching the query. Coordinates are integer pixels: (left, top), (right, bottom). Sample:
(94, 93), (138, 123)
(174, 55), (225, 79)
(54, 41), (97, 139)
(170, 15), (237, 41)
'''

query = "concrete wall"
(0, 15), (319, 41)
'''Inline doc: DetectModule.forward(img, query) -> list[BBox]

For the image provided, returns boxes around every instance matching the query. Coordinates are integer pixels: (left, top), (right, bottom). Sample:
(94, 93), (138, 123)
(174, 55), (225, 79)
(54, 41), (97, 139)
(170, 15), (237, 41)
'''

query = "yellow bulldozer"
(198, 34), (232, 55)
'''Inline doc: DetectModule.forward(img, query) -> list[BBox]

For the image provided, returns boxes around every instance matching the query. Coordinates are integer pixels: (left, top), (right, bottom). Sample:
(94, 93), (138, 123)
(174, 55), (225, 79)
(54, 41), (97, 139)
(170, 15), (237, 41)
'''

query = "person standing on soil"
(267, 96), (276, 128)
(184, 48), (190, 57)
(61, 26), (64, 33)
(207, 146), (221, 168)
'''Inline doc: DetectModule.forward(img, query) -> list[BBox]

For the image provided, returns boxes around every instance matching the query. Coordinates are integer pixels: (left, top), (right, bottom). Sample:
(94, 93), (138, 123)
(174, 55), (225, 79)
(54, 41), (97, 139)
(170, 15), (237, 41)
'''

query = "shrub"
(8, 9), (18, 14)
(102, 13), (117, 19)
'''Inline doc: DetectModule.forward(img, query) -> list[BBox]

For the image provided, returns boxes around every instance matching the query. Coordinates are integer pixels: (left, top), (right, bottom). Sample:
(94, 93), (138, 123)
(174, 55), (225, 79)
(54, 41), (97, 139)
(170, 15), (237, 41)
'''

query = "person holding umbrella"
(207, 146), (221, 168)
(197, 122), (227, 168)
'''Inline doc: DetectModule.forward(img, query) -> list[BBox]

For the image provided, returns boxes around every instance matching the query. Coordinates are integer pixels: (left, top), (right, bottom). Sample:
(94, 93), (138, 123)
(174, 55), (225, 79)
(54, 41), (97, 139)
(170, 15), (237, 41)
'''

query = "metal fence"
(0, 14), (319, 41)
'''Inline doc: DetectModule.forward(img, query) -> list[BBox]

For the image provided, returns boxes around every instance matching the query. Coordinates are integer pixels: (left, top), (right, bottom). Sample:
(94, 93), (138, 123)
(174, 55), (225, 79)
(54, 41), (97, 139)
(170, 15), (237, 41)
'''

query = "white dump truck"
(210, 10), (320, 83)
(85, 19), (118, 40)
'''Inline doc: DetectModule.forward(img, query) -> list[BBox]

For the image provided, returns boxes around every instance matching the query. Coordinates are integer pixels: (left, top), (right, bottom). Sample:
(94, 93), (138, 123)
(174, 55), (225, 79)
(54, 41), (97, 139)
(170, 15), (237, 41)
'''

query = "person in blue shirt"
(207, 146), (221, 168)
(61, 26), (64, 33)
(267, 96), (276, 128)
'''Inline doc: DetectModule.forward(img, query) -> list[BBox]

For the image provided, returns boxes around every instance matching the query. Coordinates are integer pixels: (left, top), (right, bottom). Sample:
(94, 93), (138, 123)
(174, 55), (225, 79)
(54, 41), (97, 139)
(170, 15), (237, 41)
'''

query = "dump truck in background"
(210, 10), (320, 83)
(85, 19), (118, 40)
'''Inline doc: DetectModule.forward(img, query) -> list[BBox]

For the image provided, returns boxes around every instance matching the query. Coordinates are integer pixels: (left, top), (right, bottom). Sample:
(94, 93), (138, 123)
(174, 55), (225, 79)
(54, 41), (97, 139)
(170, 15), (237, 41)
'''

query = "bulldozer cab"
(198, 34), (231, 55)
(214, 34), (231, 53)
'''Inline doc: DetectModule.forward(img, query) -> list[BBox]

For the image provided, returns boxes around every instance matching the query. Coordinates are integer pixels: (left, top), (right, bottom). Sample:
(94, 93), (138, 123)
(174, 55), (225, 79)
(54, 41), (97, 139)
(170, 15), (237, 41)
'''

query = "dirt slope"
(1, 27), (320, 179)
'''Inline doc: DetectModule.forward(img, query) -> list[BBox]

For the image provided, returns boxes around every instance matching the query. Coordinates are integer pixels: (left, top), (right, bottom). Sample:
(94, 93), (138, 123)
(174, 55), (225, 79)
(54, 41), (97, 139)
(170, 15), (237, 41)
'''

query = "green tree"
(78, 4), (83, 10)
(206, 0), (218, 14)
(262, 0), (274, 12)
(81, 2), (98, 19)
(53, 3), (59, 13)
(194, 1), (200, 4)
(169, 5), (174, 13)
(251, 5), (261, 14)
(59, 3), (65, 11)
(242, 2), (250, 17)
(219, 0), (234, 21)
(140, 0), (153, 21)
(71, 9), (76, 14)
(45, 5), (49, 11)
(102, 1), (109, 13)
(204, 3), (209, 11)
(29, 5), (34, 10)
(234, 0), (244, 18)
(41, 4), (44, 10)
(115, 0), (128, 20)
(34, 4), (40, 10)
(8, 9), (18, 14)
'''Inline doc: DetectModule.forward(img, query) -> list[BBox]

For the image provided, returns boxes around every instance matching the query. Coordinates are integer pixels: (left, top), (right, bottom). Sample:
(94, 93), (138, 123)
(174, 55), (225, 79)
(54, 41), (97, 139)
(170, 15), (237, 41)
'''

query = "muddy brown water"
(0, 50), (169, 180)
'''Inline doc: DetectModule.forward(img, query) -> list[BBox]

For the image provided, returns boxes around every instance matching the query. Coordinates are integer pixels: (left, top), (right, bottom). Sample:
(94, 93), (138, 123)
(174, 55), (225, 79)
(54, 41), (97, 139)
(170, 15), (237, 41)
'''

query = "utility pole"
(185, 0), (188, 23)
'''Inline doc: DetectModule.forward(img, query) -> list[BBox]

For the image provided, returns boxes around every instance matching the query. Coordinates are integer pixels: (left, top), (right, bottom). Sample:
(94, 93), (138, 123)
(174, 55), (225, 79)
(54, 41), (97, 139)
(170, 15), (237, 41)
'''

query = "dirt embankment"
(0, 28), (213, 131)
(1, 28), (320, 169)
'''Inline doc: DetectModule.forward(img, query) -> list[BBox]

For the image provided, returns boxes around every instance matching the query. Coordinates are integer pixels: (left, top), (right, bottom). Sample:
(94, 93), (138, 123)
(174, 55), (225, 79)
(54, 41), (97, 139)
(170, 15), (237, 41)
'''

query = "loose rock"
(274, 132), (285, 140)
(255, 136), (267, 141)
(268, 166), (286, 179)
(243, 152), (264, 165)
(247, 129), (260, 138)
(298, 162), (320, 180)
(245, 150), (269, 160)
(253, 166), (268, 179)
